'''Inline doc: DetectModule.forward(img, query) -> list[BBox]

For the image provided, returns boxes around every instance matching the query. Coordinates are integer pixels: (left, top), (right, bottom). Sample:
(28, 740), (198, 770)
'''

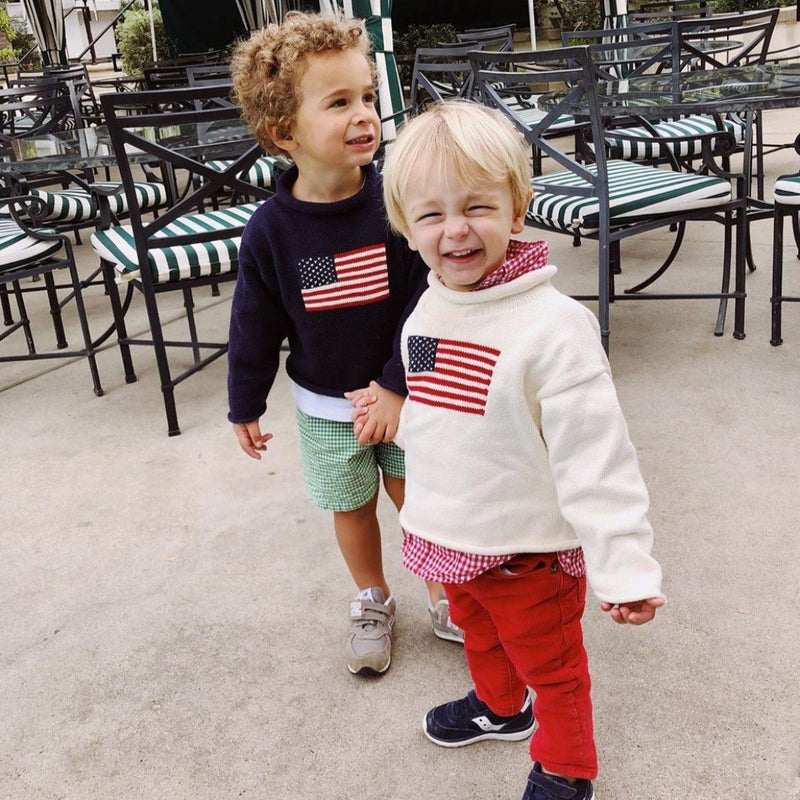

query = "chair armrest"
(88, 182), (125, 229)
(602, 124), (739, 176)
(747, 44), (800, 65)
(0, 194), (68, 241)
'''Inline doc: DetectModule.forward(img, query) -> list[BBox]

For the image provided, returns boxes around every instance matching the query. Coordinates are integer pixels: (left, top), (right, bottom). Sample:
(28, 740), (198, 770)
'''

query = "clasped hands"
(344, 380), (403, 446)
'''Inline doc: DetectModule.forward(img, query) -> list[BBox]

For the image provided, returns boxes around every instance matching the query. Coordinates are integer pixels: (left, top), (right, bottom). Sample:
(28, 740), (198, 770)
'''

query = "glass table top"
(0, 120), (256, 175)
(538, 62), (800, 117)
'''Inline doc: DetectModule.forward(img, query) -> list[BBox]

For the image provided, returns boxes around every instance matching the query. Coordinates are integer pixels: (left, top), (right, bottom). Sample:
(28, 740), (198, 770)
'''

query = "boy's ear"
(511, 189), (533, 234)
(269, 125), (298, 153)
(403, 227), (419, 251)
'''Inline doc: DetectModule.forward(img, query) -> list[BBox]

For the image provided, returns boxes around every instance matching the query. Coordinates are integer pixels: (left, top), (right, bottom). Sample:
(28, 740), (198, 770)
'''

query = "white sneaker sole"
(432, 625), (465, 644)
(422, 715), (535, 747)
(347, 655), (391, 676)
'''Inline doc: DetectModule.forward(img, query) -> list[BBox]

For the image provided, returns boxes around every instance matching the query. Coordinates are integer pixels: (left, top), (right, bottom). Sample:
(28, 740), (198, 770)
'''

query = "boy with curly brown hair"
(226, 12), (462, 678)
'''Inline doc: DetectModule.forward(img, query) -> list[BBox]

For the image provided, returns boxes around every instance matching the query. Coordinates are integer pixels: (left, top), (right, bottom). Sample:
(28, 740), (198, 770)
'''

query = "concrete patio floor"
(2, 101), (800, 799)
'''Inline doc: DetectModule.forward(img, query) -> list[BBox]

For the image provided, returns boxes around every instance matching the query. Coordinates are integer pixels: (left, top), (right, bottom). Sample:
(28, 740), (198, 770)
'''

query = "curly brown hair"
(231, 12), (375, 157)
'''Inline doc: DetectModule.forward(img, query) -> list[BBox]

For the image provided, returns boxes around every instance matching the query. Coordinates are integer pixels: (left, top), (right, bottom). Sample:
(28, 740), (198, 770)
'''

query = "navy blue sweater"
(227, 164), (428, 424)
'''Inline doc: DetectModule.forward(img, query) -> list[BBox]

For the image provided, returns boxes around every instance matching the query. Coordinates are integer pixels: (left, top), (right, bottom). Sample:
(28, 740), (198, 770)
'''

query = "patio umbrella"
(21, 0), (67, 66)
(235, 0), (280, 31)
(343, 0), (404, 142)
(602, 0), (629, 29)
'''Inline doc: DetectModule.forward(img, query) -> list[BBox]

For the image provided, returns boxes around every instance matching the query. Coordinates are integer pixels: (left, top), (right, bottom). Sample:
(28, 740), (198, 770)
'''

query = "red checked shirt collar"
(474, 239), (550, 290)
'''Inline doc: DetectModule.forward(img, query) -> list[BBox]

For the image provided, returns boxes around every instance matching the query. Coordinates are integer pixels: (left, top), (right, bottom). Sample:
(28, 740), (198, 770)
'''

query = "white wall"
(7, 0), (123, 60)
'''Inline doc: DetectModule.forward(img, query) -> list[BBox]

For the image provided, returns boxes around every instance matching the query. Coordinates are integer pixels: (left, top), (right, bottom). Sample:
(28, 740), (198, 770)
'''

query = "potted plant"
(115, 2), (173, 75)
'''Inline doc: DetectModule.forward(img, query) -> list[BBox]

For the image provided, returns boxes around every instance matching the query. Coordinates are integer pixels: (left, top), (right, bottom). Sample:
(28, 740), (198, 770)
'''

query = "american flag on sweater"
(298, 244), (389, 312)
(407, 335), (500, 416)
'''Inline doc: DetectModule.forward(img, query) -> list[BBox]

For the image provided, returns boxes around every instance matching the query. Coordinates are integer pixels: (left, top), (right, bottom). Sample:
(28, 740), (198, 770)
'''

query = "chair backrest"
(143, 64), (193, 91)
(630, 0), (715, 23)
(408, 44), (482, 112)
(562, 22), (675, 79)
(470, 47), (606, 196)
(456, 24), (515, 52)
(99, 84), (271, 290)
(562, 20), (672, 47)
(463, 23), (517, 38)
(0, 79), (81, 139)
(169, 50), (227, 66)
(674, 8), (779, 70)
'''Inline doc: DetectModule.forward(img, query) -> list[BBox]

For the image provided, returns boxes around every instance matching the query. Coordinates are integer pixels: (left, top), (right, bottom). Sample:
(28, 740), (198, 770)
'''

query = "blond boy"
(357, 100), (665, 799)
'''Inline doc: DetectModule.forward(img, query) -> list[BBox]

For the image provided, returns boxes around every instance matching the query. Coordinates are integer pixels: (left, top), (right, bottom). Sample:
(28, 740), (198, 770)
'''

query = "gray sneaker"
(429, 598), (465, 644)
(346, 588), (396, 675)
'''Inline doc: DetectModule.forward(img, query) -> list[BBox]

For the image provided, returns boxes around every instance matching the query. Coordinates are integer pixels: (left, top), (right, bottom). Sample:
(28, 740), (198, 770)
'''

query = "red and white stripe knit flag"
(299, 244), (389, 312)
(407, 335), (500, 416)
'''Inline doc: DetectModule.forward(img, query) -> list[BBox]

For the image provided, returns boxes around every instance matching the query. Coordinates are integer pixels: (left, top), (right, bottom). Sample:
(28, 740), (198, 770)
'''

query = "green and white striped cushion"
(774, 174), (800, 207)
(529, 160), (731, 235)
(204, 156), (280, 189)
(604, 115), (746, 160)
(0, 218), (62, 271)
(28, 181), (168, 224)
(90, 201), (263, 284)
(511, 102), (577, 133)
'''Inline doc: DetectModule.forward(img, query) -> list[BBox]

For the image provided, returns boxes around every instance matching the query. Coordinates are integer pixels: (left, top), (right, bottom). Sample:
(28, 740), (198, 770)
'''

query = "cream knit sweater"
(396, 264), (663, 604)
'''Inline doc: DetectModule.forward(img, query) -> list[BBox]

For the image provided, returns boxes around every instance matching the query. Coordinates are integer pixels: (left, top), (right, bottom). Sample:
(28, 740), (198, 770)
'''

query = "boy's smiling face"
(402, 168), (526, 292)
(274, 48), (380, 197)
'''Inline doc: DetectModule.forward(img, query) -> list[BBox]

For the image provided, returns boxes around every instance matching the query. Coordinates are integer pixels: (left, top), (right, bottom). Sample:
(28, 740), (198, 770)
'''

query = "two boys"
(229, 12), (664, 800)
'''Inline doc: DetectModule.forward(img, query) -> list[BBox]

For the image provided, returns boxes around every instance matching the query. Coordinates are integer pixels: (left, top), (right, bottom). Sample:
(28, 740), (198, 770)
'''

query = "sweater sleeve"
(539, 369), (664, 605)
(375, 246), (429, 397)
(227, 220), (292, 424)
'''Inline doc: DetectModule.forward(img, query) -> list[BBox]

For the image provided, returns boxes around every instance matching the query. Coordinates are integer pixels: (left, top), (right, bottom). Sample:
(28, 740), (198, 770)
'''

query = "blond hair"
(230, 11), (374, 156)
(383, 100), (532, 237)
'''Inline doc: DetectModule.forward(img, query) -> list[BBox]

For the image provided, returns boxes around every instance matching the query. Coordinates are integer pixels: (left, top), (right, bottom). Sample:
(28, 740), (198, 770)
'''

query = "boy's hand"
(345, 381), (403, 446)
(344, 385), (378, 409)
(233, 420), (273, 460)
(600, 597), (665, 625)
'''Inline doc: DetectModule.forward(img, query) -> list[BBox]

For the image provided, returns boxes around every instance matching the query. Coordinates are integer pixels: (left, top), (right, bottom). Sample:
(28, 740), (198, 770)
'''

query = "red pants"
(444, 553), (598, 779)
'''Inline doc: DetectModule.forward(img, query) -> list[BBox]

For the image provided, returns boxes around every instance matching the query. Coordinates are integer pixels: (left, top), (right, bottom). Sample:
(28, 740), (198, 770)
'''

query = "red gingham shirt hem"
(402, 532), (586, 584)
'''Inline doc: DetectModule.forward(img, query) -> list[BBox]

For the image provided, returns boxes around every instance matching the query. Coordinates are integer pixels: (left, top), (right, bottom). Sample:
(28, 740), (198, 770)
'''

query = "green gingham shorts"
(295, 408), (405, 512)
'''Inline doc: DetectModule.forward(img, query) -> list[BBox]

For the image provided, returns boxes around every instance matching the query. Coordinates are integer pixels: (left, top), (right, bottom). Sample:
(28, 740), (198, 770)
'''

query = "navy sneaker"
(522, 762), (594, 800)
(423, 688), (535, 747)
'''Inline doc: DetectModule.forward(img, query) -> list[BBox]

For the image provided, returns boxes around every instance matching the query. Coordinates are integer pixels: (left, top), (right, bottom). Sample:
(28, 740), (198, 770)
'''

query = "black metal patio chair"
(90, 84), (273, 436)
(770, 134), (800, 345)
(0, 193), (102, 395)
(471, 46), (749, 352)
(0, 76), (168, 244)
(591, 10), (779, 199)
